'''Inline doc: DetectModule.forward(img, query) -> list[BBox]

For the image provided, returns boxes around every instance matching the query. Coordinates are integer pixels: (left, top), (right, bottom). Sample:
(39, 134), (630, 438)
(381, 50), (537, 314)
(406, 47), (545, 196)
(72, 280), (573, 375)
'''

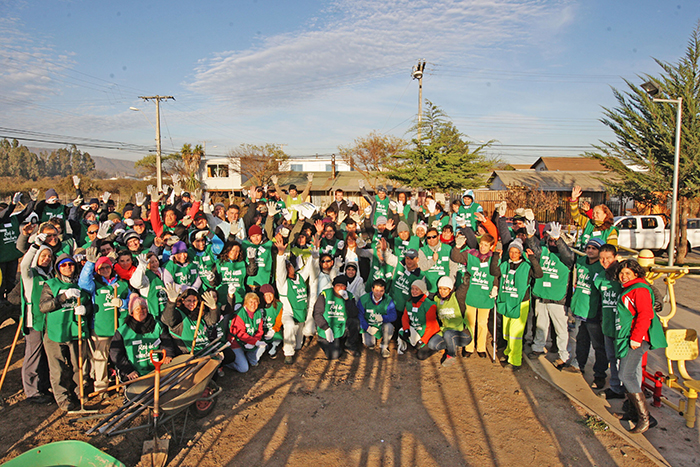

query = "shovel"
(69, 297), (98, 415)
(141, 349), (169, 467)
(0, 315), (23, 409)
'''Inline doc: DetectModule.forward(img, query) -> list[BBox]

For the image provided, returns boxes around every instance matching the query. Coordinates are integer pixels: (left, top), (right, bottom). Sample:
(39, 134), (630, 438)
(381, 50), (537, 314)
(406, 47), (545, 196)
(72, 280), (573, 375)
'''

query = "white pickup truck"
(614, 215), (700, 253)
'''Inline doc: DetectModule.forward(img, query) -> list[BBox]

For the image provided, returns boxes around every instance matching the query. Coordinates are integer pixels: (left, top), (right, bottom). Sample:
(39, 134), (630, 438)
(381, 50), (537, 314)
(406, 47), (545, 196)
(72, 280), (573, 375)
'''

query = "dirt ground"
(0, 317), (657, 467)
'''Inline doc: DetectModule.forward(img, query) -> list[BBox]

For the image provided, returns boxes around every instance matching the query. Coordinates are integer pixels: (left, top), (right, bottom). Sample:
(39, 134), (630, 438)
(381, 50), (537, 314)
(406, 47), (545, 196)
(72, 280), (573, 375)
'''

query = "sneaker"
(553, 358), (566, 370)
(381, 347), (390, 358)
(602, 388), (626, 400)
(27, 394), (54, 405)
(505, 363), (522, 371)
(527, 351), (544, 360)
(477, 352), (487, 358)
(463, 350), (473, 358)
(442, 355), (455, 367)
(561, 364), (581, 374)
(499, 355), (508, 363)
(284, 356), (294, 365)
(216, 368), (225, 378)
(591, 377), (607, 390)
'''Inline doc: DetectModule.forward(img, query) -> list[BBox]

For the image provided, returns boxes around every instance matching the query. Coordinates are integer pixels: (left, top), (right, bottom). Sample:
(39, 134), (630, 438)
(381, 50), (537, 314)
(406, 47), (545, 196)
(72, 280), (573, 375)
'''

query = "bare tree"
(338, 131), (407, 189)
(228, 143), (289, 187)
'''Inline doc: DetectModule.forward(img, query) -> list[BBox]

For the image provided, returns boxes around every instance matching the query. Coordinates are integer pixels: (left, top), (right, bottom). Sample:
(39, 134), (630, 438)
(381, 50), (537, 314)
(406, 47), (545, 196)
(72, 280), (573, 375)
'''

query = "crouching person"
(229, 292), (267, 372)
(435, 276), (472, 367)
(358, 279), (397, 358)
(40, 254), (92, 411)
(313, 275), (360, 360)
(110, 295), (176, 381)
(397, 279), (441, 360)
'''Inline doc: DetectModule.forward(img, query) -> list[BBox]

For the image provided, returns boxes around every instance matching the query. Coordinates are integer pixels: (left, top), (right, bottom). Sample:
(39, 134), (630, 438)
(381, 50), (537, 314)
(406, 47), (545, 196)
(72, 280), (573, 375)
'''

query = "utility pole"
(412, 60), (426, 142)
(138, 95), (175, 192)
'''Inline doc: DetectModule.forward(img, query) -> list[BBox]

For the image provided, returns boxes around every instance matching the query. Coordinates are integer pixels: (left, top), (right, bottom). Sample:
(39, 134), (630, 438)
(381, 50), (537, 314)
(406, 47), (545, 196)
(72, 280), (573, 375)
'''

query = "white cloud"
(188, 0), (570, 108)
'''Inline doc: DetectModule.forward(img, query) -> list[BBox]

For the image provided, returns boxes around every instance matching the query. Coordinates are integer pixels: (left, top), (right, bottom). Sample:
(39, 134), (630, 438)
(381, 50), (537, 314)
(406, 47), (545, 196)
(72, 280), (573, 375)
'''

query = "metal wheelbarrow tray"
(1, 440), (125, 467)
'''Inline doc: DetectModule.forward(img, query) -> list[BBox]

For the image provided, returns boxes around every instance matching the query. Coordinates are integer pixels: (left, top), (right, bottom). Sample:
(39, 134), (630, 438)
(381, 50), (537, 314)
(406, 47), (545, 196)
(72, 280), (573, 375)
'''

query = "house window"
(291, 164), (303, 171)
(325, 164), (332, 172)
(207, 164), (229, 178)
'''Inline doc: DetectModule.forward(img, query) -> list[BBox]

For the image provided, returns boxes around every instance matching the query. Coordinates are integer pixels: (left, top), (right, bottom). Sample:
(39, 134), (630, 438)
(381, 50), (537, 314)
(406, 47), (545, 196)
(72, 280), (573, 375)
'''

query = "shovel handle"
(150, 349), (166, 371)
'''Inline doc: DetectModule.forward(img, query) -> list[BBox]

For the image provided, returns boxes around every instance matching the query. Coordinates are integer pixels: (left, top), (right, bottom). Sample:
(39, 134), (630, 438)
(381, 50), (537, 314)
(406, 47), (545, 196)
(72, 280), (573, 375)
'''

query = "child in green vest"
(435, 276), (472, 367)
(260, 284), (283, 359)
(357, 279), (397, 358)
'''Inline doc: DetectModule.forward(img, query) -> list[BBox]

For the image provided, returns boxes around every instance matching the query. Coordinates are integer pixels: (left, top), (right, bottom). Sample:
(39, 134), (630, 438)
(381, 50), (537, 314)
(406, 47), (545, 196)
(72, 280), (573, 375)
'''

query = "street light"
(642, 80), (683, 266)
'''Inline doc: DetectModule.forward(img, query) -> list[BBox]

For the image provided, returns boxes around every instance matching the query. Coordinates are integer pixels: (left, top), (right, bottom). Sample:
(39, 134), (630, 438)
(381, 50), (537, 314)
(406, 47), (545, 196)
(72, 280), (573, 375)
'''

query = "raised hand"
(525, 220), (537, 237)
(12, 192), (22, 204)
(86, 247), (98, 263)
(72, 175), (81, 189)
(270, 175), (278, 185)
(29, 188), (39, 202)
(548, 222), (562, 240)
(102, 191), (111, 204)
(164, 282), (180, 302)
(571, 185), (582, 201)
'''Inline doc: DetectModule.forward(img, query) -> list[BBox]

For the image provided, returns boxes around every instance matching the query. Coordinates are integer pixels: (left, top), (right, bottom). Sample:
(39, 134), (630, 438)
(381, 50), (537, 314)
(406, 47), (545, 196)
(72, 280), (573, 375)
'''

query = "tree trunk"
(676, 196), (690, 264)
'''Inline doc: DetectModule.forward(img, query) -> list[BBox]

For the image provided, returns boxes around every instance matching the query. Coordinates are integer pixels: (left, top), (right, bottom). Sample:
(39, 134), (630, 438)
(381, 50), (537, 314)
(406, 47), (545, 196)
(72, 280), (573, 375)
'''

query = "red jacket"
(620, 277), (654, 344)
(228, 308), (263, 349)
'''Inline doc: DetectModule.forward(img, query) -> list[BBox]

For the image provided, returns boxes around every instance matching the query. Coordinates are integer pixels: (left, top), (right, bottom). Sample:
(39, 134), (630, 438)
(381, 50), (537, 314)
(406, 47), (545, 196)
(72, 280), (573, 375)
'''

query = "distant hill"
(92, 156), (138, 178)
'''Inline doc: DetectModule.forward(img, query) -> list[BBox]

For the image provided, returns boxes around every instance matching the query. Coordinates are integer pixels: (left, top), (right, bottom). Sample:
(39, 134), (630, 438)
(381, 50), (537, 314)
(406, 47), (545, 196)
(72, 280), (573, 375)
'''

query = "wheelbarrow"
(0, 440), (124, 467)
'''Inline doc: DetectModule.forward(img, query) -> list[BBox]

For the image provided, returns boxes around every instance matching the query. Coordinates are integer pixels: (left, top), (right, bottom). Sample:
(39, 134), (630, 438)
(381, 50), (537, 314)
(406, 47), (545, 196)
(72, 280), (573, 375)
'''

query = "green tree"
(227, 143), (289, 187)
(338, 131), (407, 189)
(587, 23), (700, 264)
(171, 143), (205, 192)
(134, 153), (180, 179)
(386, 102), (493, 192)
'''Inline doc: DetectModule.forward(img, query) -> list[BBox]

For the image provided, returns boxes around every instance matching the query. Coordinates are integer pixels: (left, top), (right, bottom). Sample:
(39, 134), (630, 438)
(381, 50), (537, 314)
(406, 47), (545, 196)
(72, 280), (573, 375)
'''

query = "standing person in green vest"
(380, 247), (425, 330)
(0, 191), (36, 301)
(272, 173), (313, 224)
(456, 190), (483, 231)
(35, 188), (71, 232)
(569, 185), (618, 249)
(434, 276), (472, 367)
(450, 232), (499, 358)
(359, 180), (392, 226)
(19, 234), (54, 405)
(109, 295), (176, 380)
(569, 237), (608, 389)
(594, 244), (626, 400)
(259, 284), (284, 359)
(388, 220), (421, 263)
(419, 227), (457, 294)
(524, 222), (575, 368)
(228, 292), (267, 372)
(492, 239), (543, 369)
(78, 250), (131, 393)
(163, 241), (202, 292)
(138, 252), (168, 318)
(275, 236), (317, 364)
(313, 275), (361, 360)
(357, 278), (397, 358)
(397, 280), (441, 360)
(242, 225), (274, 290)
(39, 254), (92, 412)
(615, 259), (667, 434)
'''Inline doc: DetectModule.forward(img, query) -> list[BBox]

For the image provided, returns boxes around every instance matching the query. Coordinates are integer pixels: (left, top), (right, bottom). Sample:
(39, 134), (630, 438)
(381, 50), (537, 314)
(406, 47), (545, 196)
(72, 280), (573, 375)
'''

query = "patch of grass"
(579, 414), (609, 432)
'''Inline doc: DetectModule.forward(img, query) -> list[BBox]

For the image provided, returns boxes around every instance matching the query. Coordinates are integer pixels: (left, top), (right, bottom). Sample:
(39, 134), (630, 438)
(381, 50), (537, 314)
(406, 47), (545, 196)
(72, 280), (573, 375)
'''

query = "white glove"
(397, 200), (404, 212)
(356, 237), (367, 248)
(338, 289), (348, 300)
(371, 312), (383, 323)
(12, 192), (22, 204)
(489, 286), (498, 299)
(350, 213), (364, 225)
(324, 328), (335, 343)
(336, 210), (347, 225)
(267, 201), (279, 216)
(110, 297), (123, 308)
(455, 235), (466, 249)
(409, 327), (421, 346)
(247, 247), (257, 259)
(74, 305), (86, 316)
(366, 326), (378, 337)
(364, 205), (372, 216)
(524, 208), (535, 221)
(137, 253), (148, 267)
(164, 282), (180, 302)
(281, 208), (292, 221)
(64, 289), (81, 299)
(525, 220), (537, 236)
(307, 173), (314, 182)
(102, 191), (111, 204)
(34, 232), (47, 245)
(397, 339), (407, 354)
(389, 200), (398, 212)
(124, 218), (134, 227)
(255, 340), (267, 348)
(358, 179), (365, 189)
(270, 175), (278, 185)
(549, 222), (562, 240)
(427, 200), (436, 213)
(228, 282), (238, 296)
(113, 228), (126, 236)
(497, 201), (507, 217)
(264, 329), (275, 340)
(72, 175), (81, 189)
(431, 220), (440, 228)
(97, 221), (112, 239)
(455, 214), (466, 227)
(134, 192), (146, 206)
(203, 270), (215, 283)
(244, 343), (255, 350)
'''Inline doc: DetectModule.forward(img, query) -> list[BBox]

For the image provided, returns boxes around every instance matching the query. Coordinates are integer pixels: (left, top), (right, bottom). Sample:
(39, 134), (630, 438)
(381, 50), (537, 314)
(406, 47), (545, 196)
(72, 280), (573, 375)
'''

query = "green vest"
(436, 293), (466, 333)
(45, 278), (88, 343)
(532, 246), (570, 301)
(373, 196), (391, 224)
(190, 245), (216, 290)
(236, 307), (264, 350)
(421, 243), (452, 293)
(215, 260), (247, 306)
(318, 289), (352, 339)
(164, 259), (200, 289)
(41, 204), (66, 230)
(21, 273), (47, 333)
(389, 262), (424, 317)
(0, 216), (22, 262)
(119, 320), (166, 376)
(577, 226), (618, 250)
(571, 257), (604, 319)
(92, 279), (129, 337)
(169, 308), (211, 353)
(457, 203), (481, 230)
(496, 260), (531, 319)
(281, 273), (308, 323)
(56, 238), (75, 257)
(242, 240), (273, 286)
(146, 270), (167, 318)
(359, 293), (391, 334)
(393, 235), (420, 263)
(615, 282), (667, 359)
(320, 237), (342, 257)
(262, 302), (283, 341)
(405, 296), (436, 337)
(594, 274), (622, 337)
(465, 253), (495, 309)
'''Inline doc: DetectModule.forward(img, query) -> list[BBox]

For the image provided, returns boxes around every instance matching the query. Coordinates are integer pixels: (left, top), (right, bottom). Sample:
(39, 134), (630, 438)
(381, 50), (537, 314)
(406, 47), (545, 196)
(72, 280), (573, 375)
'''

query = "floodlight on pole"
(642, 80), (683, 266)
(412, 60), (426, 142)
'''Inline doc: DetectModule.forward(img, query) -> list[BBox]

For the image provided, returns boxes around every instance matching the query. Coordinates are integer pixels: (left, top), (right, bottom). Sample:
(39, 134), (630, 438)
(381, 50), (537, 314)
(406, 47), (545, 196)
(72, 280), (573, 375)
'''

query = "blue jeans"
(604, 335), (623, 393)
(443, 329), (472, 357)
(619, 341), (650, 393)
(231, 344), (266, 373)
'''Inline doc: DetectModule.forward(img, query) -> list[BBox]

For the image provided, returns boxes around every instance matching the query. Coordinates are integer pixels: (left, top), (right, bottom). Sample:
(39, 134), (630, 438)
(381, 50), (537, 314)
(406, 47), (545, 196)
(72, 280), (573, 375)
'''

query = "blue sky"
(0, 0), (698, 165)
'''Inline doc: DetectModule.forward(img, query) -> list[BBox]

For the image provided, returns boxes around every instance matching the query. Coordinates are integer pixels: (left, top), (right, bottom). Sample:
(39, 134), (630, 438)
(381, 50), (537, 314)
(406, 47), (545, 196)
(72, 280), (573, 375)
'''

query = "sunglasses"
(321, 259), (333, 264)
(88, 229), (98, 234)
(426, 235), (438, 240)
